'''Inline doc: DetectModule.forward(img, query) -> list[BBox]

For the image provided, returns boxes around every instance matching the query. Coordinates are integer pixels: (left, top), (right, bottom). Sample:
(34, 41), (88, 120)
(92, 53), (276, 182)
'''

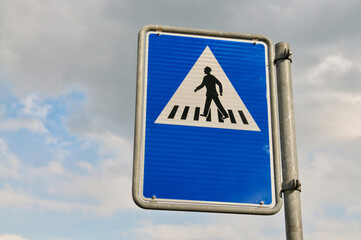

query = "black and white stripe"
(167, 105), (249, 125)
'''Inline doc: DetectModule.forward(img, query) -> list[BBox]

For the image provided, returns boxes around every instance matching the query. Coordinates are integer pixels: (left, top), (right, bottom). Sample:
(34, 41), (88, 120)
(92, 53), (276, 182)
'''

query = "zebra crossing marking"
(168, 105), (179, 119)
(165, 105), (250, 125)
(181, 106), (190, 120)
(194, 107), (200, 121)
(238, 110), (249, 125)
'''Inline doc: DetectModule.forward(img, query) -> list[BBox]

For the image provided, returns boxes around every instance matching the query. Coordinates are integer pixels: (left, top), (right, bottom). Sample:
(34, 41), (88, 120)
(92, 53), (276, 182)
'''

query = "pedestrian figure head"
(204, 66), (211, 74)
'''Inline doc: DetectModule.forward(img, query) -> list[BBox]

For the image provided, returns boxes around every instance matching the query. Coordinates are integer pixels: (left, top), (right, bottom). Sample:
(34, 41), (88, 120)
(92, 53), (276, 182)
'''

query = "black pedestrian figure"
(194, 66), (229, 119)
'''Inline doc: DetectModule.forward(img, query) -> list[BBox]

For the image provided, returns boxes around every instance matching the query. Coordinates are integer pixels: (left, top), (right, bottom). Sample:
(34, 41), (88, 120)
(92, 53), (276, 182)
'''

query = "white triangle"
(155, 46), (260, 131)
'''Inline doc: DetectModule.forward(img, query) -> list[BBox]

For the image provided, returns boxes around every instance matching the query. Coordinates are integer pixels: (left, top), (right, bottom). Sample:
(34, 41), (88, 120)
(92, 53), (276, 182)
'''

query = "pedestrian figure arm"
(194, 80), (205, 92)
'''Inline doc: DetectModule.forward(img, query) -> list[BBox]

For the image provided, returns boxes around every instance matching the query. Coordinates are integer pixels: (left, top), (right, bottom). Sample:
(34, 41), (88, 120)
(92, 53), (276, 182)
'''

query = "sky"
(0, 0), (361, 239)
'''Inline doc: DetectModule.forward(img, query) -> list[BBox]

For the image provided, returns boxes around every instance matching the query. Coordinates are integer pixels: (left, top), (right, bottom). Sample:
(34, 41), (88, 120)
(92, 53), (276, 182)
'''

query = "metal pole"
(275, 42), (303, 240)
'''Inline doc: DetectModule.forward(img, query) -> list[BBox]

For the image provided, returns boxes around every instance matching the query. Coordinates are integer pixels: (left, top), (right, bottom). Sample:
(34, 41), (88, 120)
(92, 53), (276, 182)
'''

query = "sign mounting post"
(133, 25), (282, 215)
(275, 42), (304, 239)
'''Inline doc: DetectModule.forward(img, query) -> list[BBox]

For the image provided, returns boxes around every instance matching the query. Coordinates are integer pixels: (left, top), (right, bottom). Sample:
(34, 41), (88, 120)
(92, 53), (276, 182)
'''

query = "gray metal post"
(275, 42), (303, 240)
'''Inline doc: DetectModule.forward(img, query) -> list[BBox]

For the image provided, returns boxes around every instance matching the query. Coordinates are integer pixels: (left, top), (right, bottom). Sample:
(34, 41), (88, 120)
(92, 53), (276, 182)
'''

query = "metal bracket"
(282, 179), (301, 193)
(156, 25), (163, 34)
(274, 48), (292, 63)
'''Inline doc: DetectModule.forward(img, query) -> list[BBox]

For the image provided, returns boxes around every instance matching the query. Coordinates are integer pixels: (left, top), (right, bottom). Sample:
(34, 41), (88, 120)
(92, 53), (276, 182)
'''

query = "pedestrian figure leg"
(213, 96), (228, 118)
(201, 96), (212, 117)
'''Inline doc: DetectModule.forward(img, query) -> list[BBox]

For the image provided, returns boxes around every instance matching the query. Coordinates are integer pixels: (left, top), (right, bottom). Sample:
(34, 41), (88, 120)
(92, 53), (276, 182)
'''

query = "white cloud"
(93, 132), (132, 160)
(50, 147), (70, 161)
(65, 128), (133, 172)
(54, 133), (134, 215)
(0, 234), (30, 240)
(19, 95), (51, 119)
(307, 55), (355, 85)
(295, 140), (361, 239)
(302, 150), (361, 208)
(0, 0), (136, 138)
(0, 117), (48, 133)
(298, 90), (361, 145)
(305, 218), (361, 240)
(303, 140), (359, 188)
(0, 132), (134, 215)
(294, 52), (361, 152)
(0, 184), (87, 212)
(0, 93), (133, 215)
(76, 161), (94, 172)
(135, 215), (284, 240)
(0, 138), (20, 179)
(44, 136), (58, 145)
(30, 161), (64, 177)
(0, 0), (89, 96)
(0, 96), (49, 133)
(0, 185), (34, 209)
(59, 173), (135, 215)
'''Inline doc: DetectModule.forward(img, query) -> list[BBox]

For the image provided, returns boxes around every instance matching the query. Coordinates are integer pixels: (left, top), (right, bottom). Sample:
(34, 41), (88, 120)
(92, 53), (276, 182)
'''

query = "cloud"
(65, 115), (133, 175)
(0, 88), (133, 216)
(0, 184), (86, 212)
(53, 132), (134, 215)
(0, 131), (134, 215)
(0, 117), (48, 133)
(0, 138), (20, 179)
(19, 95), (51, 119)
(0, 163), (133, 215)
(56, 172), (134, 215)
(307, 55), (355, 85)
(296, 90), (361, 148)
(302, 150), (361, 209)
(0, 0), (89, 96)
(0, 234), (30, 240)
(0, 0), (137, 137)
(0, 98), (48, 133)
(293, 51), (361, 154)
(5, 164), (135, 215)
(305, 218), (361, 240)
(30, 161), (64, 177)
(76, 161), (94, 172)
(227, 0), (361, 44)
(134, 215), (284, 240)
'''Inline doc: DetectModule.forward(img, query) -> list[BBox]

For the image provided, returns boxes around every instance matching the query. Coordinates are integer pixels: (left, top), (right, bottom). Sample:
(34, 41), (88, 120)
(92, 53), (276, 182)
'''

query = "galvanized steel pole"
(275, 42), (303, 240)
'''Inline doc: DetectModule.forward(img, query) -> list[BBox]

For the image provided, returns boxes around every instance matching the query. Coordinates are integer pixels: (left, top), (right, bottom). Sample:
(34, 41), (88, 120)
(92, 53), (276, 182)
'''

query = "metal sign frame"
(133, 25), (282, 215)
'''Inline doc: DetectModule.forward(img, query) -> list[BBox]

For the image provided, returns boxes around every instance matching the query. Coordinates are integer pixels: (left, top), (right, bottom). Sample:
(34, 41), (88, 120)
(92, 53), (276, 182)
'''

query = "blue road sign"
(133, 26), (281, 214)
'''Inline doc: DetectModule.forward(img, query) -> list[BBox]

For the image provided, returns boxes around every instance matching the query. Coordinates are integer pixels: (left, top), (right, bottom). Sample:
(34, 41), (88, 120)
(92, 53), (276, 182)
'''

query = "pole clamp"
(282, 179), (301, 193)
(274, 48), (292, 63)
(156, 25), (163, 34)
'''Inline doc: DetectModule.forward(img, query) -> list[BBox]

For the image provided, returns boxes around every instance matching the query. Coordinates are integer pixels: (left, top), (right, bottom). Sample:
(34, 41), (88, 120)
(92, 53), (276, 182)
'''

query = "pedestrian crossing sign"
(133, 26), (281, 215)
(155, 46), (260, 131)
